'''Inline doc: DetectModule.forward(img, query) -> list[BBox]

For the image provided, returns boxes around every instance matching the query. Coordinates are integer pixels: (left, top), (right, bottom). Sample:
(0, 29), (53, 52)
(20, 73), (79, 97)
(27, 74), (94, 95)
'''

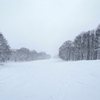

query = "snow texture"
(0, 59), (100, 100)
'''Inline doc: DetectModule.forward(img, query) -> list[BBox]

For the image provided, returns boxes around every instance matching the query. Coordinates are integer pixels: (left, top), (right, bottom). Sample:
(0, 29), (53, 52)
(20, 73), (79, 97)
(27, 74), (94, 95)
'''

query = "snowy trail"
(0, 59), (100, 100)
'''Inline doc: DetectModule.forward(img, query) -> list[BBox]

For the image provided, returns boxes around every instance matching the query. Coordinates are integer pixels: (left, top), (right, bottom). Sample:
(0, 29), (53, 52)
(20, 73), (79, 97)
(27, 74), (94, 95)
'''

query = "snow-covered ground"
(0, 59), (100, 100)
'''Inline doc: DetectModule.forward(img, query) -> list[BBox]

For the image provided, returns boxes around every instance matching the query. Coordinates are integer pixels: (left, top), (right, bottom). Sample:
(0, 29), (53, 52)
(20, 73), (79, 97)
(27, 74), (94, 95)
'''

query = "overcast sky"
(0, 0), (100, 56)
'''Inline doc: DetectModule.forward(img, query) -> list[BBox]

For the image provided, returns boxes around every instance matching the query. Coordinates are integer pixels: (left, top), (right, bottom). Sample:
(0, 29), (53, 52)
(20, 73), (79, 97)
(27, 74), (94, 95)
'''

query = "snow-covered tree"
(95, 24), (100, 59)
(10, 48), (51, 62)
(0, 33), (11, 62)
(59, 24), (100, 61)
(59, 40), (74, 61)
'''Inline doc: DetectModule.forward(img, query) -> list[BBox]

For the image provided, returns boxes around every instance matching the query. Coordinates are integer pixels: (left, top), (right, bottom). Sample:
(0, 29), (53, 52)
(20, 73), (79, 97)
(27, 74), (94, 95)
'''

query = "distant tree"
(89, 30), (95, 60)
(30, 50), (38, 60)
(0, 33), (11, 62)
(17, 48), (30, 61)
(37, 52), (51, 60)
(74, 34), (83, 60)
(10, 48), (51, 62)
(59, 40), (74, 61)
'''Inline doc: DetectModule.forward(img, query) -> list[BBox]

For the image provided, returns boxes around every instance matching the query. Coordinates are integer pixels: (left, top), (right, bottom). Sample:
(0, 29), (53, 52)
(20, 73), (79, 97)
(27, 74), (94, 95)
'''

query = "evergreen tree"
(0, 33), (11, 62)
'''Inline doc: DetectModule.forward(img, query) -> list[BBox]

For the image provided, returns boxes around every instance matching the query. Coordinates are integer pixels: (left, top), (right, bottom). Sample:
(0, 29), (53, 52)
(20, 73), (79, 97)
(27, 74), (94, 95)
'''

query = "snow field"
(0, 59), (100, 100)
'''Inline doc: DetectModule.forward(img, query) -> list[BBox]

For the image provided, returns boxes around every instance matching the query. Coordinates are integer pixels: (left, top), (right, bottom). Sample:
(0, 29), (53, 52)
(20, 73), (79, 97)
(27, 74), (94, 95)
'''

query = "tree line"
(0, 32), (51, 62)
(59, 24), (100, 61)
(10, 48), (51, 62)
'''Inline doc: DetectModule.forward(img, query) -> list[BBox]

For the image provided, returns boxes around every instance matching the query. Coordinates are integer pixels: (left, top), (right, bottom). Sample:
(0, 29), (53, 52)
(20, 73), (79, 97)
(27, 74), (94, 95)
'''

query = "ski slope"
(0, 59), (100, 100)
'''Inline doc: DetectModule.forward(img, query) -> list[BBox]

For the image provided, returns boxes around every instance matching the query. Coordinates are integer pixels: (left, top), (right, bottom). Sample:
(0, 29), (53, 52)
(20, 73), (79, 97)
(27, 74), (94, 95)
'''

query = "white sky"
(0, 0), (100, 56)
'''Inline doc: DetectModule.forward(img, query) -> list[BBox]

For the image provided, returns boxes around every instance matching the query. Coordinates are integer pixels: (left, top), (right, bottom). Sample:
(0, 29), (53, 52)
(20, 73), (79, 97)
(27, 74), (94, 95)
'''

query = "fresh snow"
(0, 59), (100, 100)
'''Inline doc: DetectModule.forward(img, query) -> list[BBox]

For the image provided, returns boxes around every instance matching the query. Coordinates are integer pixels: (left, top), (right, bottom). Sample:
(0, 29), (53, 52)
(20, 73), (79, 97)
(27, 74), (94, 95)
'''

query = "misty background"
(0, 0), (100, 56)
